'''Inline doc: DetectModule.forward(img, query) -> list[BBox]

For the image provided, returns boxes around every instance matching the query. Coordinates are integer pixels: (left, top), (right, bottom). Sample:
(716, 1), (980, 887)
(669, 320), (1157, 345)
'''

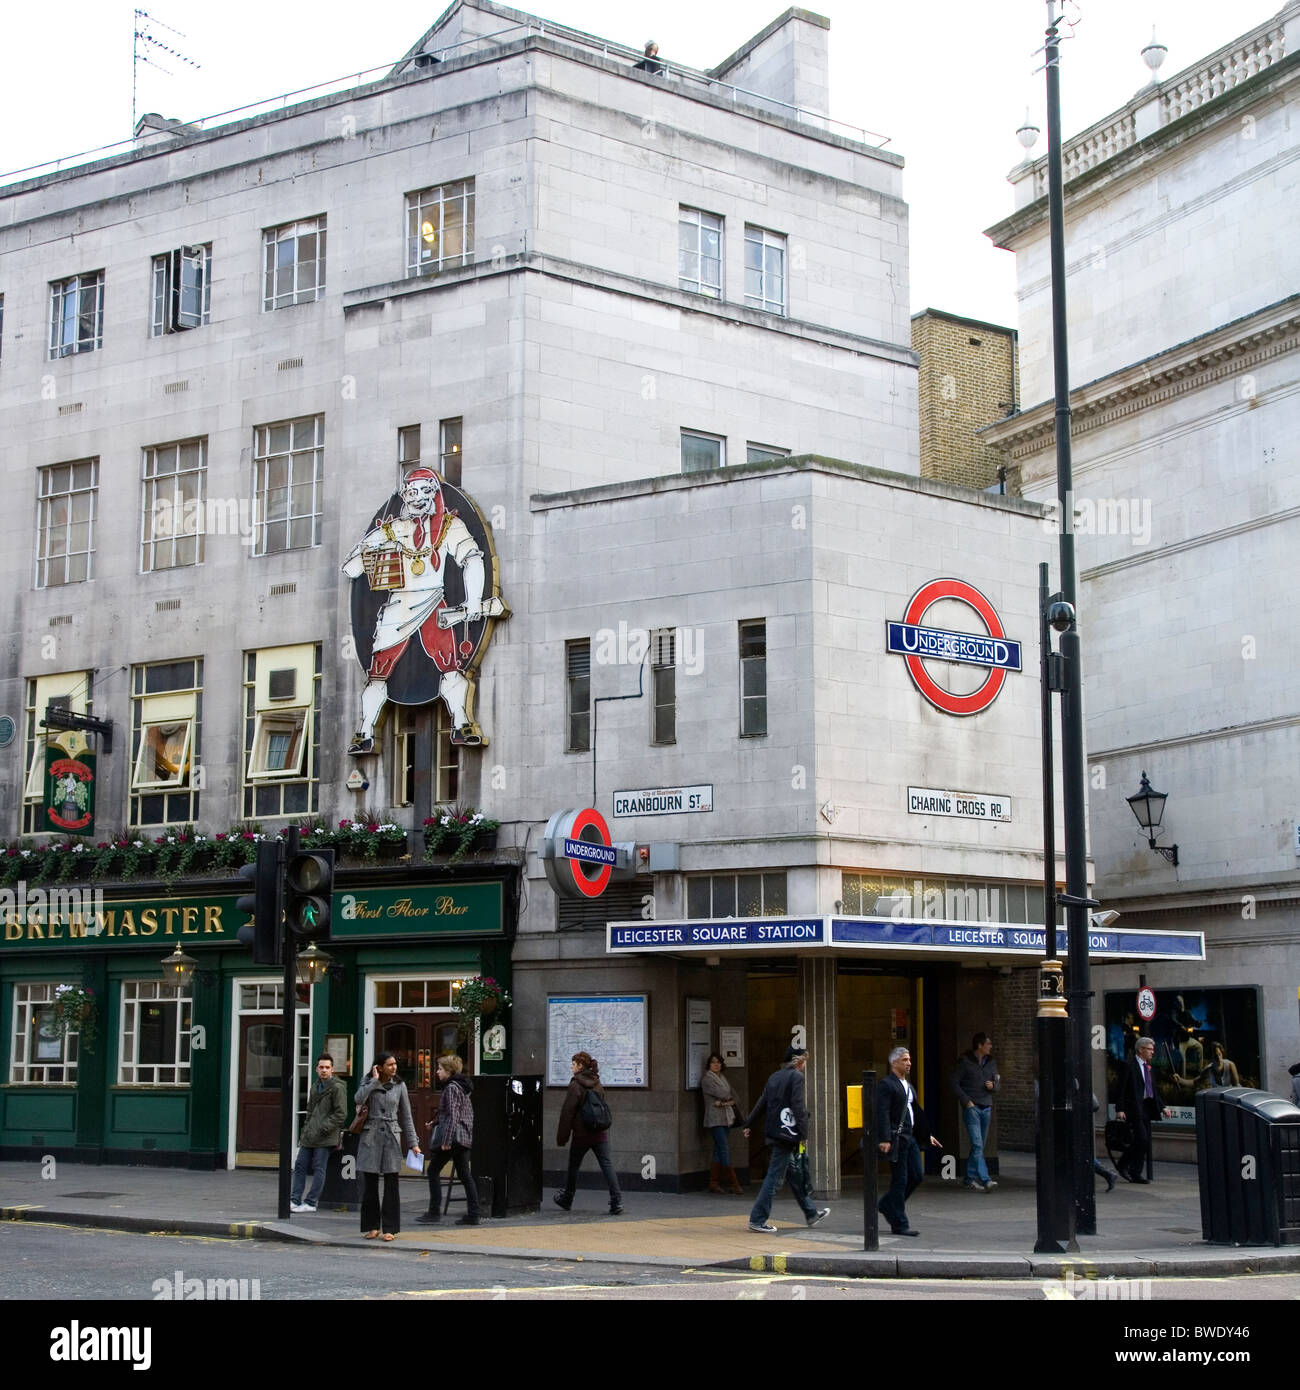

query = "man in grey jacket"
(950, 1032), (999, 1192)
(290, 1054), (347, 1213)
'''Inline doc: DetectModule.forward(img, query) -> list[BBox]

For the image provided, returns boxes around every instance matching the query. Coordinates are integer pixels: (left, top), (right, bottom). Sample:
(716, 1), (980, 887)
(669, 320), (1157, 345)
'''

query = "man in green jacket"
(290, 1054), (347, 1213)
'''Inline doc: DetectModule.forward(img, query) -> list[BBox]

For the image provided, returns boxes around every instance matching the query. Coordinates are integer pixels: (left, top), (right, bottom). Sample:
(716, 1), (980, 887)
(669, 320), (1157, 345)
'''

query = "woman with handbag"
(417, 1054), (482, 1225)
(355, 1052), (420, 1241)
(701, 1053), (744, 1194)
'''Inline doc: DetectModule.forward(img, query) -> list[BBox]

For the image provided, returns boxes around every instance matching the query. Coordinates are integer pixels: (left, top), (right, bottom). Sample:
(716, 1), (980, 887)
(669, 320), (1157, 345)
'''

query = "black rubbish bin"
(1196, 1087), (1300, 1246)
(469, 1074), (543, 1217)
(321, 1132), (360, 1209)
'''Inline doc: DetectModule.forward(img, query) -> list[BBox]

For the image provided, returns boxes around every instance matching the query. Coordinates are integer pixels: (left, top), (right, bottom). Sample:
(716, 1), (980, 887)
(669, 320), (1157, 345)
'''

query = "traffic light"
(235, 839), (283, 965)
(285, 848), (334, 940)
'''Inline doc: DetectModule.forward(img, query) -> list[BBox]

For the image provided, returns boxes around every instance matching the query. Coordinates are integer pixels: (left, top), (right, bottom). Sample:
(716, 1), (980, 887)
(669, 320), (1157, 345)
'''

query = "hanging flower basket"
(454, 975), (511, 1037)
(50, 983), (98, 1051)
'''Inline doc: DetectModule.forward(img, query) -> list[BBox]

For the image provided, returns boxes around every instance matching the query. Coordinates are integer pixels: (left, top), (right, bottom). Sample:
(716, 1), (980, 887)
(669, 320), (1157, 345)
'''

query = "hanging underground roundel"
(886, 578), (1022, 717)
(342, 468), (509, 754)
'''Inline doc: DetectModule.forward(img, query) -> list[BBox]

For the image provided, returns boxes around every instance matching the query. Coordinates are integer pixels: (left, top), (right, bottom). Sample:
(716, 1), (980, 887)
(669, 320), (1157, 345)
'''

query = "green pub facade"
(0, 866), (518, 1167)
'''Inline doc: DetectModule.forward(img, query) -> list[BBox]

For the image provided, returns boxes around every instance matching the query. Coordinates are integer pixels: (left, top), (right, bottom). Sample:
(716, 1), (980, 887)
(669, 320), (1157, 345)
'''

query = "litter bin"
(1196, 1087), (1300, 1246)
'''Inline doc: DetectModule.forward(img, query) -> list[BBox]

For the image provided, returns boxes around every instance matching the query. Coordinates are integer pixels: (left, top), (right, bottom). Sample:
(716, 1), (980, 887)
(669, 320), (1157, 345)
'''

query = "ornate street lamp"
(1126, 771), (1179, 866)
(160, 945), (198, 986)
(294, 941), (334, 988)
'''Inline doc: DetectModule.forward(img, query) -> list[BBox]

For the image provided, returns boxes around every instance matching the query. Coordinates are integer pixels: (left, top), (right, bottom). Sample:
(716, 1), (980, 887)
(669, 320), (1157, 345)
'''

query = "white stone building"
(1, 1), (1186, 1190)
(984, 3), (1300, 1151)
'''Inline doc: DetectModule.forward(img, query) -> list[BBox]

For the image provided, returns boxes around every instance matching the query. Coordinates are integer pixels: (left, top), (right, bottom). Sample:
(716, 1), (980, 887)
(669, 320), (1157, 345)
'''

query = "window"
(130, 659), (202, 827)
(839, 873), (1055, 925)
(566, 640), (590, 753)
(739, 619), (767, 737)
(49, 271), (104, 357)
(252, 416), (324, 554)
(407, 180), (474, 275)
(679, 208), (723, 298)
(119, 980), (192, 1084)
(440, 417), (462, 486)
(744, 226), (786, 315)
(151, 245), (211, 335)
(263, 217), (326, 309)
(393, 705), (459, 805)
(36, 458), (98, 587)
(681, 430), (724, 473)
(10, 984), (80, 1083)
(746, 443), (789, 464)
(141, 438), (206, 571)
(651, 628), (675, 745)
(687, 873), (787, 919)
(398, 424), (421, 487)
(244, 645), (320, 818)
(22, 672), (91, 834)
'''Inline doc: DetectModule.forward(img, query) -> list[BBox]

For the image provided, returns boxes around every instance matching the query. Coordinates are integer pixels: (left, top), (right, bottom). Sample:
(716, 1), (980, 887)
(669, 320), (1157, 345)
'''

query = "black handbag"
(1104, 1118), (1133, 1154)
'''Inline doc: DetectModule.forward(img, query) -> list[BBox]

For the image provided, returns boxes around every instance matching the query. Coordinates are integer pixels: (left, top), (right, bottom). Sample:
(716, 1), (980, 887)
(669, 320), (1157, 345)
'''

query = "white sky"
(1, 1), (1284, 326)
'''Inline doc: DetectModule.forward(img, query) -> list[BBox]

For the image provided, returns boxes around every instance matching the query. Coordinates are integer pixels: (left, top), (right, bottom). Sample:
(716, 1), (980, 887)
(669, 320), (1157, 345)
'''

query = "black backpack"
(580, 1086), (612, 1132)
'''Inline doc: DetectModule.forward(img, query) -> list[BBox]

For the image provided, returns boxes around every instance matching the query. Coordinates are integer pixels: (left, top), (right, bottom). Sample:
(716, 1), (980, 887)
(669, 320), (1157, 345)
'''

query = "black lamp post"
(1126, 772), (1179, 866)
(1039, 0), (1098, 1237)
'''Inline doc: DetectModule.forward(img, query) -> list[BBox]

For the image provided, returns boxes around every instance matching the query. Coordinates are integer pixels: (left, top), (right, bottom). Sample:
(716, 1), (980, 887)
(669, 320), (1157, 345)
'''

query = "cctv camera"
(1047, 600), (1075, 633)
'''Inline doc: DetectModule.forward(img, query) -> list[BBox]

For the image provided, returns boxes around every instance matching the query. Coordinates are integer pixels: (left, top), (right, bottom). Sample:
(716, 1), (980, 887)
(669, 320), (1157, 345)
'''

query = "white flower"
(133, 841), (143, 848)
(20, 849), (30, 857)
(440, 815), (451, 826)
(166, 836), (176, 844)
(470, 813), (484, 825)
(72, 844), (84, 853)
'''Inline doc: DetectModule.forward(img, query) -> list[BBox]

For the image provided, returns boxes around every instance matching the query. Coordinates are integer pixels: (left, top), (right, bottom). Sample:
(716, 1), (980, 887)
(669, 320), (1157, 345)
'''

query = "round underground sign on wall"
(886, 578), (1022, 717)
(543, 807), (618, 899)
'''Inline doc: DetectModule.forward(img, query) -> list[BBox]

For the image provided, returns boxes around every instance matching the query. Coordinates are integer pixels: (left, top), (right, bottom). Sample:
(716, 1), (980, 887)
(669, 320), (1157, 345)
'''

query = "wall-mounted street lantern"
(161, 945), (198, 985)
(1125, 771), (1179, 866)
(294, 942), (335, 988)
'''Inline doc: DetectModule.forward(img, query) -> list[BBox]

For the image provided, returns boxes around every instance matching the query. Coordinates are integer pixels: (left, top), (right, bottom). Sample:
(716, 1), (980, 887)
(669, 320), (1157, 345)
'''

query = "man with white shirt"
(876, 1046), (942, 1237)
(1115, 1035), (1172, 1183)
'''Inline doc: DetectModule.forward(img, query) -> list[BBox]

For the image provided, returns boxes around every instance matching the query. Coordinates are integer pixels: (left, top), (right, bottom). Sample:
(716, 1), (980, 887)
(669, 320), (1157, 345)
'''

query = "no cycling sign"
(887, 578), (1022, 717)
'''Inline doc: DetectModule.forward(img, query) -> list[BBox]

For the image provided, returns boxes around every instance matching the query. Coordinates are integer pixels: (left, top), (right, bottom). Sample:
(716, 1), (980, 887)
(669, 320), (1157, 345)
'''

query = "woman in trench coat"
(355, 1052), (421, 1239)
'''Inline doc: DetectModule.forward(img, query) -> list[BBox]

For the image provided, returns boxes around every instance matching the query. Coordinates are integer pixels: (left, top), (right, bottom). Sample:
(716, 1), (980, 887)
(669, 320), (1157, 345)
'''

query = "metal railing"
(2, 18), (888, 186)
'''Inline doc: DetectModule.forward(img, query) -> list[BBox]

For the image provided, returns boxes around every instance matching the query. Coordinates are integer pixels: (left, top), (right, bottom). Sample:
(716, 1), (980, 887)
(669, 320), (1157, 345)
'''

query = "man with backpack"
(554, 1051), (623, 1215)
(741, 1046), (830, 1233)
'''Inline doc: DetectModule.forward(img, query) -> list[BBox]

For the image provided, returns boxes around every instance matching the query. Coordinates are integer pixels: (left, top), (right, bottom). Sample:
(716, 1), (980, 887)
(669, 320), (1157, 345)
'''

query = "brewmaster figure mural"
(343, 468), (507, 753)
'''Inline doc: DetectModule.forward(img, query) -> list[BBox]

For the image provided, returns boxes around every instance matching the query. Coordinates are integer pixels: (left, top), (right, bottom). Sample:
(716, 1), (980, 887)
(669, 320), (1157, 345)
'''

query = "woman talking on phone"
(355, 1052), (420, 1240)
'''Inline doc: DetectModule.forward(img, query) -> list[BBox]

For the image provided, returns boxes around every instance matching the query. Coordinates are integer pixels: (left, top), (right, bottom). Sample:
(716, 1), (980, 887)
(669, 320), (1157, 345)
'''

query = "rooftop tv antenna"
(133, 9), (201, 133)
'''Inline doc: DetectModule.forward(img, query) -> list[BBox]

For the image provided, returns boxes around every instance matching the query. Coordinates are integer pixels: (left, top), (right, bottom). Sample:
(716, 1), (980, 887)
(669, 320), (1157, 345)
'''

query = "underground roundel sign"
(543, 807), (617, 899)
(886, 578), (1022, 717)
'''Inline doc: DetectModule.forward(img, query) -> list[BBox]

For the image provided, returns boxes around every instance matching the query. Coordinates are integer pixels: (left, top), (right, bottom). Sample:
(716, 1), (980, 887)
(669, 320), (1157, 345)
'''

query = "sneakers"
(415, 1211), (441, 1224)
(608, 1203), (624, 1215)
(455, 1214), (480, 1226)
(290, 1202), (316, 1214)
(749, 1221), (778, 1233)
(552, 1193), (573, 1211)
(806, 1207), (830, 1228)
(983, 1180), (998, 1190)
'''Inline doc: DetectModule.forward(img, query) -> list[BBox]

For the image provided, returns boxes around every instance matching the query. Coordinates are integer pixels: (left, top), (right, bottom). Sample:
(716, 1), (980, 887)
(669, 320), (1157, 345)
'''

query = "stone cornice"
(979, 297), (1300, 459)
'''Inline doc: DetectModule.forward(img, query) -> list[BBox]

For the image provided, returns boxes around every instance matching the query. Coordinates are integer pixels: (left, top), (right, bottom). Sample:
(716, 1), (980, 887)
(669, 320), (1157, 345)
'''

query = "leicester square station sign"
(887, 578), (1021, 716)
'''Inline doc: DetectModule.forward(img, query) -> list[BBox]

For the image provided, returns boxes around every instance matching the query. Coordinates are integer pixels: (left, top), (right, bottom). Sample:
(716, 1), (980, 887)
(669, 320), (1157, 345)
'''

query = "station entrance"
(740, 958), (1004, 1194)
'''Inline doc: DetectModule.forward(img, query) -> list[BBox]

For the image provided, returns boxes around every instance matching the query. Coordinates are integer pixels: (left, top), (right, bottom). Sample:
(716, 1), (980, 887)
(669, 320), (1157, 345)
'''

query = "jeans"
(561, 1140), (622, 1206)
(878, 1135), (923, 1231)
(963, 1104), (992, 1186)
(290, 1145), (331, 1206)
(710, 1126), (732, 1165)
(426, 1143), (480, 1217)
(749, 1142), (817, 1225)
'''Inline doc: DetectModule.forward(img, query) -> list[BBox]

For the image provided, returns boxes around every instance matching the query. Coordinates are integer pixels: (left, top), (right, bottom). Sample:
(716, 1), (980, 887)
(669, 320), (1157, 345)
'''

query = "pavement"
(3, 1151), (1298, 1281)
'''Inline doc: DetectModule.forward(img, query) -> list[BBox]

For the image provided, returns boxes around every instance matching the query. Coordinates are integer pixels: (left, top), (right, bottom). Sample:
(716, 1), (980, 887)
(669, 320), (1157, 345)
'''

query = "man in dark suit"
(876, 1046), (942, 1236)
(1115, 1035), (1171, 1183)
